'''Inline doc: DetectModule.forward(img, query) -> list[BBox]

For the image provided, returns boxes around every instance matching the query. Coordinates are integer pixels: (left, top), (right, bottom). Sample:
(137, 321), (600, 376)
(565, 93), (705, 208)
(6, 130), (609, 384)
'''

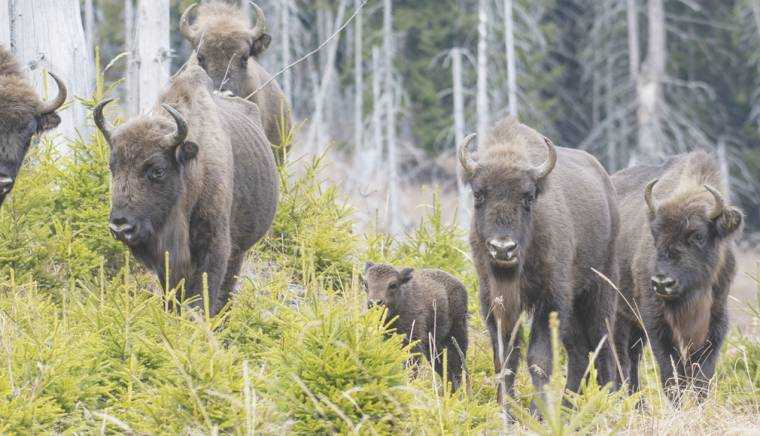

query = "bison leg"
(578, 284), (618, 388)
(527, 308), (553, 413)
(215, 249), (246, 314)
(445, 319), (468, 392)
(188, 230), (231, 317)
(486, 313), (522, 405)
(627, 330), (645, 395)
(562, 309), (592, 395)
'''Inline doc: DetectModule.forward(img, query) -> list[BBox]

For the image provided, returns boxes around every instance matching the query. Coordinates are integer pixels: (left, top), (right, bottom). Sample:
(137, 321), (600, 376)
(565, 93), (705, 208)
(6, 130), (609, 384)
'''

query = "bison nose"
(0, 176), (14, 194)
(651, 275), (677, 296)
(109, 215), (138, 243)
(487, 238), (518, 262)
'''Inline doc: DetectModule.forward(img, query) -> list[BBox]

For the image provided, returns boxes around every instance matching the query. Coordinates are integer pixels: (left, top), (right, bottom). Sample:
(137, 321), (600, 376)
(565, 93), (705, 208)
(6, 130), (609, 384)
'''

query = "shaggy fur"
(612, 151), (742, 403)
(180, 1), (291, 163)
(363, 263), (469, 390)
(461, 117), (620, 409)
(99, 65), (278, 315)
(0, 45), (64, 206)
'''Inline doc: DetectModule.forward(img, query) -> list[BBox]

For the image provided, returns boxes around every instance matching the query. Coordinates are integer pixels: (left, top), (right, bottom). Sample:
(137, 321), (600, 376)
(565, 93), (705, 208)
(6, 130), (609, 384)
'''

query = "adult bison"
(180, 1), (291, 163)
(612, 151), (742, 402)
(94, 64), (278, 316)
(0, 45), (67, 206)
(458, 117), (619, 409)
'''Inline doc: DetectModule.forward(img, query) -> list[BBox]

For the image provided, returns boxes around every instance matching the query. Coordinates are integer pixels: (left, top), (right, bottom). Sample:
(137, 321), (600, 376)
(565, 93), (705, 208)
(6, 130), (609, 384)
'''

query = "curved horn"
(179, 4), (199, 44)
(39, 71), (67, 114)
(704, 184), (725, 220)
(93, 98), (114, 142)
(161, 104), (189, 148)
(535, 137), (558, 180)
(644, 179), (659, 216)
(458, 133), (478, 177)
(250, 2), (268, 38)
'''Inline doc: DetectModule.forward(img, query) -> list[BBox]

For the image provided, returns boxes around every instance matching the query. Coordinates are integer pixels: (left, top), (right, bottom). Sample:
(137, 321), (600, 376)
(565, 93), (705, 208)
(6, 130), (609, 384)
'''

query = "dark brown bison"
(180, 1), (291, 163)
(93, 64), (278, 316)
(363, 262), (469, 391)
(0, 45), (66, 206)
(458, 117), (619, 409)
(612, 151), (742, 402)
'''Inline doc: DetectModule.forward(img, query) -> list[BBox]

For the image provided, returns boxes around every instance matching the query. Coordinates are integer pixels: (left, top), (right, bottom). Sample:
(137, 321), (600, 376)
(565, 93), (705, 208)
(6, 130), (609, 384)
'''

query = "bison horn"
(250, 2), (268, 39)
(704, 184), (725, 220)
(93, 98), (114, 142)
(39, 71), (67, 115)
(161, 104), (189, 148)
(458, 133), (478, 177)
(644, 179), (659, 216)
(179, 4), (199, 44)
(535, 137), (558, 180)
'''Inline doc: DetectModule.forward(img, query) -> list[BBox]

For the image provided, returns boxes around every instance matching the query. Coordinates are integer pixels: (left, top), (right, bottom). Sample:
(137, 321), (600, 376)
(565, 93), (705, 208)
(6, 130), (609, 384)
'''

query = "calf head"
(363, 262), (413, 310)
(459, 133), (557, 273)
(644, 180), (742, 301)
(94, 100), (199, 247)
(0, 71), (66, 205)
(180, 2), (271, 98)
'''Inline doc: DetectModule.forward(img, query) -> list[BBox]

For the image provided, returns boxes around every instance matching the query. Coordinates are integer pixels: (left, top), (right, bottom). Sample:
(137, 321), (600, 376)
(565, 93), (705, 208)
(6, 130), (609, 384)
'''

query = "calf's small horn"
(704, 184), (725, 220)
(644, 179), (659, 215)
(161, 104), (189, 148)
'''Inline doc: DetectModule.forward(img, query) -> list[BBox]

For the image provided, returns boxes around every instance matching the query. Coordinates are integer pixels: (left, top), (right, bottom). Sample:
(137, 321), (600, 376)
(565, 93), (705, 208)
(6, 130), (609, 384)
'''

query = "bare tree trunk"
(384, 0), (399, 234)
(0, 0), (9, 45)
(135, 0), (170, 113)
(124, 0), (139, 116)
(10, 0), (94, 142)
(477, 0), (489, 142)
(627, 0), (640, 81)
(637, 0), (665, 160)
(717, 138), (730, 196)
(503, 0), (517, 116)
(371, 45), (382, 175)
(84, 0), (94, 54)
(604, 1), (616, 171)
(352, 0), (364, 170)
(281, 0), (292, 105)
(452, 47), (469, 226)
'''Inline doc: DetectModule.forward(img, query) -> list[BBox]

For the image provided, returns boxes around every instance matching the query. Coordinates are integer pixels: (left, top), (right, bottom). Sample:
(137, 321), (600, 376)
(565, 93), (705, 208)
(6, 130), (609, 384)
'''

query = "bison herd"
(0, 0), (745, 413)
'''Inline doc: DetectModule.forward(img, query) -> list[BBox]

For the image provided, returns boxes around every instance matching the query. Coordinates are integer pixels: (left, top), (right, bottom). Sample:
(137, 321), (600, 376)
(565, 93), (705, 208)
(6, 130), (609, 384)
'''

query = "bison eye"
(239, 54), (248, 68)
(147, 166), (166, 182)
(689, 232), (706, 247)
(473, 190), (485, 206)
(196, 54), (206, 68)
(388, 282), (398, 291)
(522, 192), (535, 210)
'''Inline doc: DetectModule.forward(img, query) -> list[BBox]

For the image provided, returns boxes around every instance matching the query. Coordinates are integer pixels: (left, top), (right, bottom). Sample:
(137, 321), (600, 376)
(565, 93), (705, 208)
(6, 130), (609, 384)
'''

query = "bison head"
(94, 100), (199, 247)
(0, 72), (66, 206)
(459, 133), (557, 272)
(644, 180), (743, 301)
(363, 262), (413, 310)
(180, 2), (271, 98)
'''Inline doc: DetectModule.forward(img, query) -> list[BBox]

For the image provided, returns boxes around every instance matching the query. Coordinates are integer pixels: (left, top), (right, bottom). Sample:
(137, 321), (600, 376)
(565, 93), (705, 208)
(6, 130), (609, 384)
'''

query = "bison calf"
(363, 262), (469, 390)
(459, 117), (620, 410)
(0, 45), (66, 206)
(613, 151), (742, 402)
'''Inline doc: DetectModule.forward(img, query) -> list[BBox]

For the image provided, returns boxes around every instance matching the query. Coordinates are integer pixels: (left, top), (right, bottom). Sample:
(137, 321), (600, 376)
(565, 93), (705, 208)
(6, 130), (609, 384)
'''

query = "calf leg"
(446, 319), (469, 392)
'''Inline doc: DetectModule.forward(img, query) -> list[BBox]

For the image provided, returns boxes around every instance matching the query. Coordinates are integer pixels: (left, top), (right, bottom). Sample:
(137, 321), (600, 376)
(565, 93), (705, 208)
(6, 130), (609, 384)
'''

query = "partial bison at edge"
(94, 64), (278, 316)
(0, 45), (67, 207)
(459, 116), (620, 410)
(363, 262), (469, 391)
(179, 0), (292, 164)
(612, 151), (742, 402)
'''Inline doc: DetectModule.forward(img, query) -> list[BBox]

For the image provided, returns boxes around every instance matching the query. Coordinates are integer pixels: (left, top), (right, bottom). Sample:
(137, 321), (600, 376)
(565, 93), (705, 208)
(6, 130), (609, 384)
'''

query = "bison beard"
(94, 65), (278, 316)
(460, 117), (620, 413)
(612, 151), (742, 403)
(0, 45), (67, 207)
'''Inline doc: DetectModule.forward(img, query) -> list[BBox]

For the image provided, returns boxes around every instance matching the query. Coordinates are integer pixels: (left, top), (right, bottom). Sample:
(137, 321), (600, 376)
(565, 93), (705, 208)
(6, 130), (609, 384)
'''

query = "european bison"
(363, 262), (469, 391)
(180, 1), (291, 164)
(458, 117), (619, 408)
(612, 151), (742, 402)
(94, 64), (278, 315)
(0, 44), (66, 206)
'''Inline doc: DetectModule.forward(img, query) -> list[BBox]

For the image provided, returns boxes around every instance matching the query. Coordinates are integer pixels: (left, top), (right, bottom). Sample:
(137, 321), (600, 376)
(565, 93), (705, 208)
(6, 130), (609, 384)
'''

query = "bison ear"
(251, 34), (272, 57)
(36, 112), (61, 133)
(399, 268), (414, 286)
(714, 206), (743, 239)
(175, 141), (199, 165)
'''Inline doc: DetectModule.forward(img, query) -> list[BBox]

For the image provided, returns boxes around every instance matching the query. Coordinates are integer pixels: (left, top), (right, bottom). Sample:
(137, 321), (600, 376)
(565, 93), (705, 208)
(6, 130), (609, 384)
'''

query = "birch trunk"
(452, 48), (469, 226)
(627, 0), (640, 81)
(280, 0), (292, 105)
(503, 0), (517, 116)
(84, 0), (94, 54)
(0, 0), (9, 46)
(135, 0), (170, 113)
(352, 0), (364, 171)
(637, 0), (665, 160)
(477, 0), (489, 142)
(124, 0), (139, 116)
(9, 0), (94, 142)
(371, 46), (382, 176)
(384, 0), (399, 234)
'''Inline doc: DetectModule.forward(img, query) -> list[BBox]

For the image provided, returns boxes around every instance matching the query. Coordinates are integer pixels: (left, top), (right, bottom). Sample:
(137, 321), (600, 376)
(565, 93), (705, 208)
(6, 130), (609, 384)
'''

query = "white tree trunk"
(280, 0), (292, 105)
(383, 0), (399, 234)
(477, 0), (489, 142)
(503, 0), (517, 117)
(124, 0), (139, 116)
(0, 0), (10, 45)
(637, 0), (665, 160)
(352, 0), (364, 170)
(717, 138), (730, 196)
(9, 0), (93, 142)
(451, 48), (469, 227)
(371, 45), (382, 175)
(627, 0), (640, 82)
(84, 0), (94, 54)
(135, 0), (170, 113)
